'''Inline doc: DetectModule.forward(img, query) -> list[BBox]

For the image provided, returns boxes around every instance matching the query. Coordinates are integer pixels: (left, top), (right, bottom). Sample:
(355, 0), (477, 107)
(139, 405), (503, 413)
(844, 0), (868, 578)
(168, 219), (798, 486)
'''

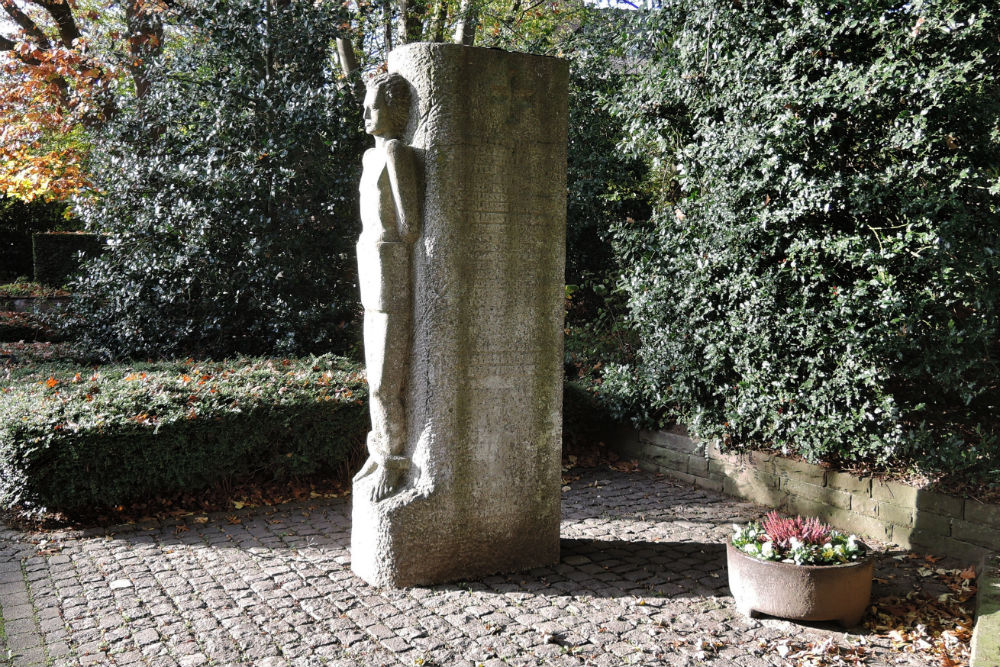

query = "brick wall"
(611, 426), (997, 563)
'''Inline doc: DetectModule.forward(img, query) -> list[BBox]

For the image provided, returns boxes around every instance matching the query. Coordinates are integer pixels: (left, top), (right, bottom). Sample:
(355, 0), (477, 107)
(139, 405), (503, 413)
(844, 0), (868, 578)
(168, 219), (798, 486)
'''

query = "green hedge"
(0, 355), (368, 513)
(602, 0), (1000, 474)
(0, 197), (73, 283)
(32, 233), (104, 287)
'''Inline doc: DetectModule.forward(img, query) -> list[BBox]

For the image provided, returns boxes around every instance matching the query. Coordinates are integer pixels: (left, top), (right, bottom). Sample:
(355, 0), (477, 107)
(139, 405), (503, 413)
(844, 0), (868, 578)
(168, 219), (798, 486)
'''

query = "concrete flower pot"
(726, 542), (874, 628)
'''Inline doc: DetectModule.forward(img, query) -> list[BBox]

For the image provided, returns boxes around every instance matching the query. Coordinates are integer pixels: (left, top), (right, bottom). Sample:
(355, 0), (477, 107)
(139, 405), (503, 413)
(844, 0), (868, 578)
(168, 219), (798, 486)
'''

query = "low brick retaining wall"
(612, 426), (998, 563)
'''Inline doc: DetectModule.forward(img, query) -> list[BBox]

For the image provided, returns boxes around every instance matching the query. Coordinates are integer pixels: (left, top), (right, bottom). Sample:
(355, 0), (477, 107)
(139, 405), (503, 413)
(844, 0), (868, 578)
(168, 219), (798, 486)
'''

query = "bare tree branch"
(0, 30), (44, 66)
(26, 0), (82, 45)
(1, 1), (52, 48)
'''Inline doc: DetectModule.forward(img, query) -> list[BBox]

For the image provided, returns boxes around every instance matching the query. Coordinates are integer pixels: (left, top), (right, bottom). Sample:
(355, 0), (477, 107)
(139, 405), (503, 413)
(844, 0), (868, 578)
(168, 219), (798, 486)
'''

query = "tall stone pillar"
(351, 43), (568, 587)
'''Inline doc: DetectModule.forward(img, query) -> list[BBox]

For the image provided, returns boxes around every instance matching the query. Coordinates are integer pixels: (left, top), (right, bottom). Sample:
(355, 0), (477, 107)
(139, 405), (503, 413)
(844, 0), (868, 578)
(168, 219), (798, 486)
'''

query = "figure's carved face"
(363, 87), (391, 137)
(363, 74), (410, 139)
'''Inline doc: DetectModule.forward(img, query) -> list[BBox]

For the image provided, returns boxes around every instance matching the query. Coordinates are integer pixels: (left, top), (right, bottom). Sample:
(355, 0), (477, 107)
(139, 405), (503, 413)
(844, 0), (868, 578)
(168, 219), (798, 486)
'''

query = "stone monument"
(352, 43), (568, 588)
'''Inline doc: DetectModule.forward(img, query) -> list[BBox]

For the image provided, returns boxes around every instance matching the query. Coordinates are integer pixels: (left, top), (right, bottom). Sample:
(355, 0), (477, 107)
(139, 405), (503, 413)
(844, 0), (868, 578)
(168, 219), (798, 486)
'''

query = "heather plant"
(732, 512), (867, 566)
(761, 511), (830, 549)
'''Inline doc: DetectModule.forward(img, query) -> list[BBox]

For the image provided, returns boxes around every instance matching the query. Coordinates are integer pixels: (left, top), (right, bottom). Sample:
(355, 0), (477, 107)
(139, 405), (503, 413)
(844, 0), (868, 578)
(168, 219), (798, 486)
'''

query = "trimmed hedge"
(0, 354), (368, 513)
(32, 233), (104, 287)
(0, 312), (57, 343)
(0, 197), (74, 283)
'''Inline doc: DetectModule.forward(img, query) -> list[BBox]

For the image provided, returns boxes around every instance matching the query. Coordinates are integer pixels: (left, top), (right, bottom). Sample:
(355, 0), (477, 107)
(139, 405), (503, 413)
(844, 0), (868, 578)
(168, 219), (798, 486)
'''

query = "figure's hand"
(370, 466), (404, 502)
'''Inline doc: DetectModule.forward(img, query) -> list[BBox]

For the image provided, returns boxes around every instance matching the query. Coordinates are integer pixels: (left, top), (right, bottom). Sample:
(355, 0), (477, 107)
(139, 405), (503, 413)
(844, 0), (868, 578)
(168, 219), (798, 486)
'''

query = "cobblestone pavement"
(0, 467), (973, 667)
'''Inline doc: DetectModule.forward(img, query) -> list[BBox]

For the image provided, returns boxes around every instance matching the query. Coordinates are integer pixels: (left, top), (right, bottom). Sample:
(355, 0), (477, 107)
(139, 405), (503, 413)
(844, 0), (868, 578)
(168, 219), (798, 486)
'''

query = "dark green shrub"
(603, 0), (1000, 472)
(69, 0), (365, 359)
(0, 355), (367, 514)
(32, 233), (105, 287)
(563, 380), (617, 451)
(0, 312), (59, 343)
(0, 197), (74, 283)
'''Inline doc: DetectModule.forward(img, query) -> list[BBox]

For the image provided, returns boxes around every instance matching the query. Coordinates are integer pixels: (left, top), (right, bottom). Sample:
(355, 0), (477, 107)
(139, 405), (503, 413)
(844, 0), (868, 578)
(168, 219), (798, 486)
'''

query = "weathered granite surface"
(352, 43), (569, 587)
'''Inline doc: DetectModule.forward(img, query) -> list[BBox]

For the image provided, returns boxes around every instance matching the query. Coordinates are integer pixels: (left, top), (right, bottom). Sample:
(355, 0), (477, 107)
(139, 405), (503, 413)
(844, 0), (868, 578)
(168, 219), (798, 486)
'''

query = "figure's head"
(364, 73), (411, 138)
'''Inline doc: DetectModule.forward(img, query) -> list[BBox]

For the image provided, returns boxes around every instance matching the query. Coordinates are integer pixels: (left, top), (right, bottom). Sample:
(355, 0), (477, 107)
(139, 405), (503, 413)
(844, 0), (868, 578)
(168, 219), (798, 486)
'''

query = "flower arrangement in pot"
(727, 511), (874, 628)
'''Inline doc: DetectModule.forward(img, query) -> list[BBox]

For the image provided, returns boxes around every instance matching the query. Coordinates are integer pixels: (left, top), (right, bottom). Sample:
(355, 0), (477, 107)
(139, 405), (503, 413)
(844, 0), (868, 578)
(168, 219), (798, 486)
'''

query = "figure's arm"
(385, 139), (421, 244)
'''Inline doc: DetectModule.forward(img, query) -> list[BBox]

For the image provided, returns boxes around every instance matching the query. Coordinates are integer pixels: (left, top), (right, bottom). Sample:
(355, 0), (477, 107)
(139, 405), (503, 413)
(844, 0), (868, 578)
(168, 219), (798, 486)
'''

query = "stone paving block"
(1, 603), (33, 621)
(724, 471), (787, 509)
(914, 490), (964, 518)
(773, 457), (826, 484)
(952, 520), (1000, 551)
(965, 499), (1000, 529)
(878, 501), (915, 528)
(10, 645), (47, 666)
(852, 494), (880, 518)
(0, 466), (985, 667)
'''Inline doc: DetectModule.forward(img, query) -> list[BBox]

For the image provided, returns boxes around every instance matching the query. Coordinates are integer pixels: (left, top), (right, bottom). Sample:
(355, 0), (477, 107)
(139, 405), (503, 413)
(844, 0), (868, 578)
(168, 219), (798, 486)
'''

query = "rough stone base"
(971, 554), (1000, 667)
(352, 482), (560, 587)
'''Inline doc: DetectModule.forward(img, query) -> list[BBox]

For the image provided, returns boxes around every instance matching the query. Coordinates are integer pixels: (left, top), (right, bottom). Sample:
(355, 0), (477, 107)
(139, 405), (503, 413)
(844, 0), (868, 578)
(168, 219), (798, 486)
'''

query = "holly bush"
(602, 0), (1000, 473)
(68, 0), (365, 359)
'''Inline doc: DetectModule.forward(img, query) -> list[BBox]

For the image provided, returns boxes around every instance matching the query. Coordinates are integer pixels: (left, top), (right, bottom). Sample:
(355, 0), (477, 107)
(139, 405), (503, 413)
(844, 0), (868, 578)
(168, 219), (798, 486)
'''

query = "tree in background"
(601, 0), (1000, 478)
(0, 1), (166, 201)
(68, 0), (365, 358)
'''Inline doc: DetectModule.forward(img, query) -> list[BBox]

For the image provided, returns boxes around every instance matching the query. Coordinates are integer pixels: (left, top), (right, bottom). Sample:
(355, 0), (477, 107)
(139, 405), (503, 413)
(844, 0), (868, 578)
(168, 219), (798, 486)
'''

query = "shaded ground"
(0, 467), (976, 667)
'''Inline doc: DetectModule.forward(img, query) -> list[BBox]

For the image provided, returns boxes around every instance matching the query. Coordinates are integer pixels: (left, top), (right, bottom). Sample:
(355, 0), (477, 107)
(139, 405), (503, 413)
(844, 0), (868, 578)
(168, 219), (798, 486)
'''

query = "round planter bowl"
(726, 542), (874, 628)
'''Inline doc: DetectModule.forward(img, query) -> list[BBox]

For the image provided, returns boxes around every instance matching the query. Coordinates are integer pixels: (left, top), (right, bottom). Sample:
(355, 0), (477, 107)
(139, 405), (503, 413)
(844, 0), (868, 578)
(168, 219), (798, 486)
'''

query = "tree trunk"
(383, 0), (394, 56)
(337, 37), (360, 75)
(429, 0), (447, 42)
(336, 37), (364, 97)
(396, 0), (409, 43)
(453, 0), (477, 45)
(125, 0), (164, 100)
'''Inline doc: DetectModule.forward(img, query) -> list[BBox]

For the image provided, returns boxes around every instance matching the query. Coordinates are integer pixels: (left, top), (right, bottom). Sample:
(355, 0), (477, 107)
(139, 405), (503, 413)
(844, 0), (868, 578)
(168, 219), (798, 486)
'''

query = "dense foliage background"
(599, 0), (1000, 477)
(68, 0), (365, 359)
(6, 0), (1000, 505)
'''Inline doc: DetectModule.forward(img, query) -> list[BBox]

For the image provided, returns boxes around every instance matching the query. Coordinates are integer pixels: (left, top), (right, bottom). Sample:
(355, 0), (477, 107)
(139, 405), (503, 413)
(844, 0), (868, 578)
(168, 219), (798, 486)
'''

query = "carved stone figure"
(351, 44), (567, 588)
(354, 72), (421, 503)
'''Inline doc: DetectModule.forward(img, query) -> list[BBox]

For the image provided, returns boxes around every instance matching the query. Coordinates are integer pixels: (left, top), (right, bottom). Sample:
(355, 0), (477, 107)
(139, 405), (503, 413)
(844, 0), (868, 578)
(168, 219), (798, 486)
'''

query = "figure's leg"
(363, 310), (391, 458)
(354, 310), (389, 485)
(379, 310), (410, 457)
(361, 309), (410, 501)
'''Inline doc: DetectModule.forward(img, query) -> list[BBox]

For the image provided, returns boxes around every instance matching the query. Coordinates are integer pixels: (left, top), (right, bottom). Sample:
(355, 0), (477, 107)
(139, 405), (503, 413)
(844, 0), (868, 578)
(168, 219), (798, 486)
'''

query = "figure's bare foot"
(370, 466), (403, 502)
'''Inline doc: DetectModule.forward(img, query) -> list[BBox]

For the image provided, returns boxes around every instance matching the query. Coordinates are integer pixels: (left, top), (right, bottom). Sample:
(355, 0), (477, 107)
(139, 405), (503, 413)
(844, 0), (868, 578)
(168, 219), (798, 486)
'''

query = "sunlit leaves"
(67, 0), (365, 359)
(602, 0), (1000, 474)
